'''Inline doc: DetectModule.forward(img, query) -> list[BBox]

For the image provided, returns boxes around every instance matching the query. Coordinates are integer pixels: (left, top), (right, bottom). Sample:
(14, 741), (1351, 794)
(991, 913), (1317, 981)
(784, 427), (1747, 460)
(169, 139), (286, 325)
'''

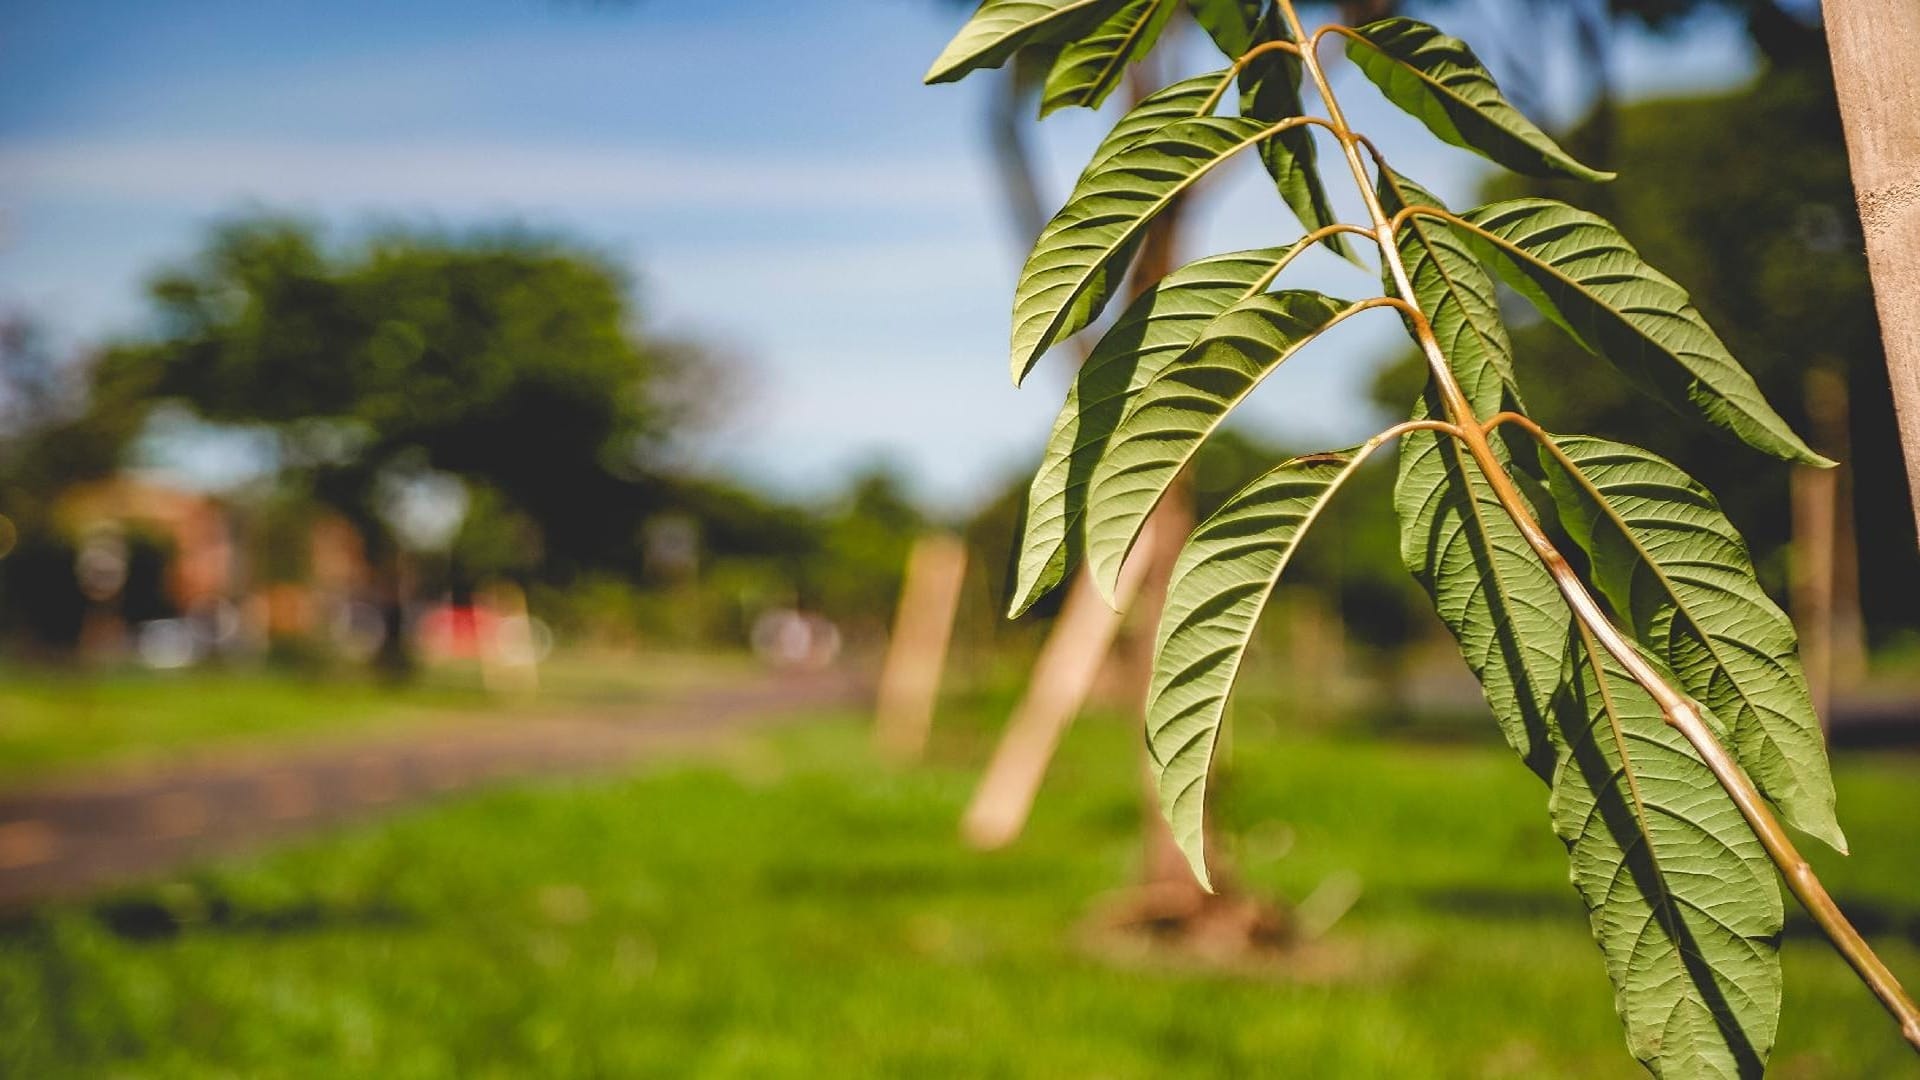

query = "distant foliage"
(98, 218), (674, 571)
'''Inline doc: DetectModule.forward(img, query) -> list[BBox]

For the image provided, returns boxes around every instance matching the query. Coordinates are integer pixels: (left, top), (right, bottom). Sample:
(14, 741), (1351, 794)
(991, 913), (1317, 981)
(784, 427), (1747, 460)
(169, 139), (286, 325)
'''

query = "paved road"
(0, 669), (865, 910)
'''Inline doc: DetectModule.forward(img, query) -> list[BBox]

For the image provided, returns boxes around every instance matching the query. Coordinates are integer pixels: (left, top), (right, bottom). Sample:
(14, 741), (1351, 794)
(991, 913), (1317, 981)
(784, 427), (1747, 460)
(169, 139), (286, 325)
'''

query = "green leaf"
(1550, 635), (1782, 1079)
(1148, 447), (1373, 889)
(1345, 17), (1613, 182)
(1083, 289), (1350, 602)
(1075, 69), (1228, 182)
(1397, 406), (1566, 774)
(1455, 198), (1831, 467)
(1377, 168), (1519, 409)
(1241, 51), (1355, 263)
(1009, 244), (1309, 617)
(925, 0), (1125, 85)
(1181, 0), (1353, 263)
(1185, 0), (1264, 57)
(1039, 0), (1177, 116)
(1383, 168), (1563, 773)
(1543, 434), (1847, 853)
(1012, 113), (1284, 384)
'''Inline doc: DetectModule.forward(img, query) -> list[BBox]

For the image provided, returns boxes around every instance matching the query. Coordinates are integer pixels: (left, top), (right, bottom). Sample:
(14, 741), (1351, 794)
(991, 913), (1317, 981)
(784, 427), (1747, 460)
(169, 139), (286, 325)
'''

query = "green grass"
(0, 670), (493, 784)
(0, 650), (762, 786)
(1, 694), (1916, 1077)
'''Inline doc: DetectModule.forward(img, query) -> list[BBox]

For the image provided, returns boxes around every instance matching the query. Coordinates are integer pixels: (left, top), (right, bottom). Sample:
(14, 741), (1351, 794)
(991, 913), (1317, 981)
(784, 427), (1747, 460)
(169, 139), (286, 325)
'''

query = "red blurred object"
(414, 602), (502, 661)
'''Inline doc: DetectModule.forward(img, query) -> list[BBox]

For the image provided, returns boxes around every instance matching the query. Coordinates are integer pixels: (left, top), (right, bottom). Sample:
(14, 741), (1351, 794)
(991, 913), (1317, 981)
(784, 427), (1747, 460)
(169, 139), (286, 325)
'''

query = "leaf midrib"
(1454, 207), (1800, 459)
(1384, 172), (1516, 405)
(1577, 639), (1696, 1019)
(1011, 245), (1299, 613)
(1457, 208), (1664, 358)
(1353, 30), (1514, 133)
(1407, 417), (1557, 716)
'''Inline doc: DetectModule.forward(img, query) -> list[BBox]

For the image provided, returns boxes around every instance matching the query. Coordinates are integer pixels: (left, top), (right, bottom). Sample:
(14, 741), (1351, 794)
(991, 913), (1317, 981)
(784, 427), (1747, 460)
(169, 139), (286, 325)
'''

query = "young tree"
(929, 0), (1920, 1072)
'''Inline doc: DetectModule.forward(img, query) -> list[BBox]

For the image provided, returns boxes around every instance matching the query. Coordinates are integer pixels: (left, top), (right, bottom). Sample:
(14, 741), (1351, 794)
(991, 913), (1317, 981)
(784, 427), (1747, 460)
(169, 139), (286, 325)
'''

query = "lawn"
(0, 669), (492, 785)
(0, 650), (762, 786)
(1, 690), (1915, 1077)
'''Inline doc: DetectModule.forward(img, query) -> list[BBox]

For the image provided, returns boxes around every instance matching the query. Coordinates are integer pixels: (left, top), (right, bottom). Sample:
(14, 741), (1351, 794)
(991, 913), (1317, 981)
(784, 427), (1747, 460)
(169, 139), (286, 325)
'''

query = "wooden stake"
(1812, 369), (1869, 690)
(1790, 456), (1837, 727)
(960, 515), (1164, 850)
(874, 532), (969, 762)
(1825, 0), (1920, 538)
(1121, 496), (1206, 896)
(1792, 366), (1867, 729)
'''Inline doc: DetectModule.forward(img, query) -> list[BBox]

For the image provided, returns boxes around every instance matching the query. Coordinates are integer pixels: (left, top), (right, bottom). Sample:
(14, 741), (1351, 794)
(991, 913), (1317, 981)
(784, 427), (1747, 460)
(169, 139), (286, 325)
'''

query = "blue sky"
(0, 0), (1760, 510)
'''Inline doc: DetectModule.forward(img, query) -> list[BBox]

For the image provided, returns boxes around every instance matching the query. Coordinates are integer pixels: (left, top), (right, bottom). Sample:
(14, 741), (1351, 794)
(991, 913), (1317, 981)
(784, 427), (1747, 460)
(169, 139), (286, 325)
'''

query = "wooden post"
(873, 533), (969, 762)
(1791, 457), (1838, 727)
(479, 579), (541, 698)
(1119, 494), (1206, 898)
(959, 517), (1163, 849)
(1792, 367), (1868, 729)
(1812, 369), (1869, 691)
(1825, 0), (1920, 537)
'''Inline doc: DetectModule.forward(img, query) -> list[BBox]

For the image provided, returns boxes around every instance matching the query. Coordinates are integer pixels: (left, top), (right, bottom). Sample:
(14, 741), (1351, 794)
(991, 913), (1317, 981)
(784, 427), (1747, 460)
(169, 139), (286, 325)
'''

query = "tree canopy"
(98, 217), (681, 573)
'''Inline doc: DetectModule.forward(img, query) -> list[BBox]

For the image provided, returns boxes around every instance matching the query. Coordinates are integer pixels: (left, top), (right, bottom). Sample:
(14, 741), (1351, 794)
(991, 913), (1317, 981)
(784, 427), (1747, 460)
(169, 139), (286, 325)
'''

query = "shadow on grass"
(0, 888), (416, 944)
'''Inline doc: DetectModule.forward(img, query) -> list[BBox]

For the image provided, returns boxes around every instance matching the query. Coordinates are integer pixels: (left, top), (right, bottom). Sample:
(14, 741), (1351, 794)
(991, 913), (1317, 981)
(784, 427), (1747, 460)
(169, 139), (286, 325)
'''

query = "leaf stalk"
(1250, 223), (1377, 291)
(1200, 39), (1303, 114)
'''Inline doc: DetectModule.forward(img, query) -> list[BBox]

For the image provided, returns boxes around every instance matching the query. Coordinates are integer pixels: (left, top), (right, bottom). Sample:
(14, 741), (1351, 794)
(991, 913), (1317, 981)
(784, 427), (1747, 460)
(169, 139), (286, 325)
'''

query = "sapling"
(926, 1), (1920, 1074)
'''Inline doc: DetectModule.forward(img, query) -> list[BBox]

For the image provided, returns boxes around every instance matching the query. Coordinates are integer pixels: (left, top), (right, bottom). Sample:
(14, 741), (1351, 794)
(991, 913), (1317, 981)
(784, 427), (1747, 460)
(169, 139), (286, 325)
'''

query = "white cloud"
(0, 137), (986, 214)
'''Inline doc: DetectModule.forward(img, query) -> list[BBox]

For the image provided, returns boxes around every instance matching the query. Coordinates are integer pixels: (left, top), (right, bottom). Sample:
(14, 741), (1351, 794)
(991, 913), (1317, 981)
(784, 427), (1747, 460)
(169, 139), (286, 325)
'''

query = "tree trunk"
(1120, 485), (1203, 896)
(1824, 0), (1920, 538)
(368, 537), (415, 681)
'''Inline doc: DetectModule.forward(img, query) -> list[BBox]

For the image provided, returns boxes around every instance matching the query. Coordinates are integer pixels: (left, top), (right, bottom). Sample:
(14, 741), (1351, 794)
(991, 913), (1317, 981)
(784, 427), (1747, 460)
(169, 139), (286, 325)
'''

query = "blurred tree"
(97, 217), (693, 669)
(0, 317), (154, 651)
(0, 316), (151, 507)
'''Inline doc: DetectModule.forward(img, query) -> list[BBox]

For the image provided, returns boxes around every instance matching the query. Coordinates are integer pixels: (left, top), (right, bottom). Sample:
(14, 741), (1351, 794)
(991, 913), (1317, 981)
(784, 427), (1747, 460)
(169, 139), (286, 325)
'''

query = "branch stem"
(1274, 0), (1920, 1051)
(1201, 39), (1303, 114)
(1488, 411), (1920, 1051)
(1374, 417), (1461, 444)
(1251, 223), (1378, 291)
(1234, 37), (1301, 67)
